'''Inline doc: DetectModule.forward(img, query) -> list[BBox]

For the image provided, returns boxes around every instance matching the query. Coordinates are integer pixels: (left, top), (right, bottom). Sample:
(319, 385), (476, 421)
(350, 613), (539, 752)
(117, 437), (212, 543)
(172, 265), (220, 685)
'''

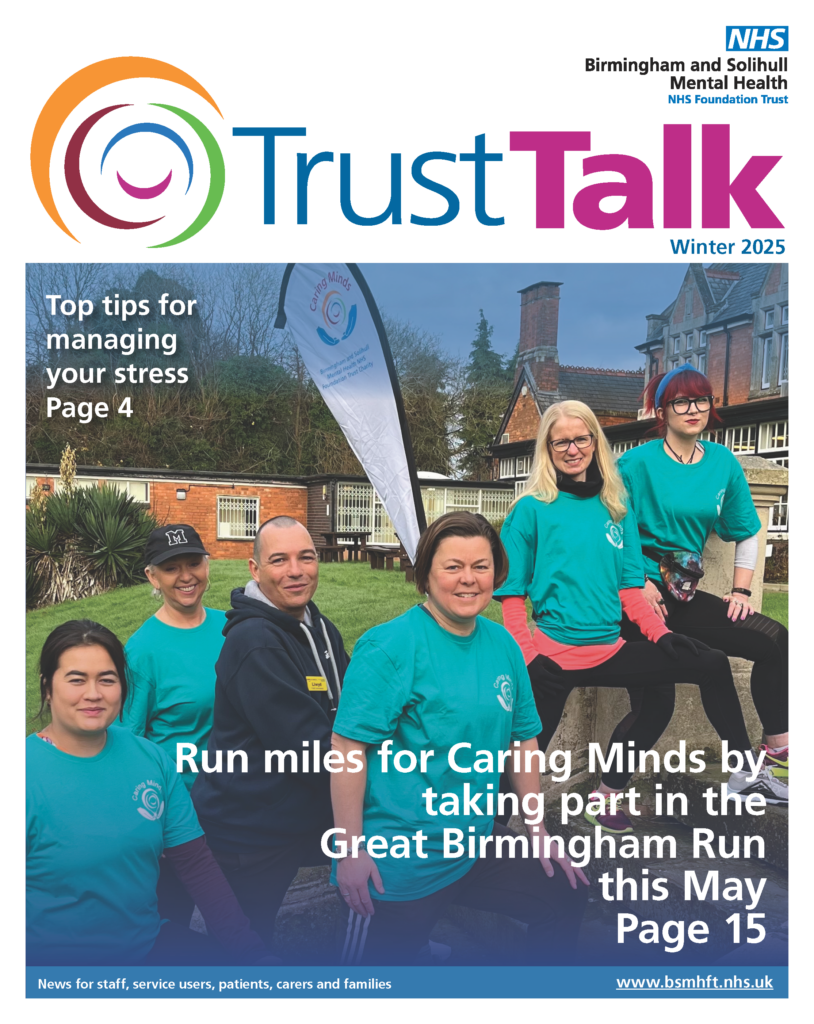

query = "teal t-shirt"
(121, 608), (227, 789)
(618, 440), (761, 583)
(495, 492), (644, 645)
(331, 604), (541, 901)
(26, 728), (202, 965)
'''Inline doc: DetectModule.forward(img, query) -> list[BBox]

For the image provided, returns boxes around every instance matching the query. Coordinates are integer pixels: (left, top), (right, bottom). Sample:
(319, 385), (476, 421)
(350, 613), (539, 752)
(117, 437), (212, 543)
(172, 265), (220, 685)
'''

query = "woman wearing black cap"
(120, 524), (227, 924)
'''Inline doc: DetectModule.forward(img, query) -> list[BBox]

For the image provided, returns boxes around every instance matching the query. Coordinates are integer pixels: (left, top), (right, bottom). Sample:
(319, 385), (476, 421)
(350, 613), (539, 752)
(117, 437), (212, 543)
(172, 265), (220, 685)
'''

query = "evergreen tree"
(466, 310), (505, 383)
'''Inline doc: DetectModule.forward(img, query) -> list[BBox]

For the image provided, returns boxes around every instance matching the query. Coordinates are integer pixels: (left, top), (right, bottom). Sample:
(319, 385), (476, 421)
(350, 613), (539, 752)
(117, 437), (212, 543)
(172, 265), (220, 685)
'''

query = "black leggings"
(340, 823), (588, 966)
(534, 639), (752, 790)
(620, 585), (788, 736)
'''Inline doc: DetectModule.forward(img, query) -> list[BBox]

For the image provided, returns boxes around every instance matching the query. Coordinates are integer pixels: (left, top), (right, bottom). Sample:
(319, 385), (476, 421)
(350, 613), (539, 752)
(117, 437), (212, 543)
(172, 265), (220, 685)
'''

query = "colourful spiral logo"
(322, 291), (346, 328)
(31, 57), (225, 247)
(317, 291), (357, 346)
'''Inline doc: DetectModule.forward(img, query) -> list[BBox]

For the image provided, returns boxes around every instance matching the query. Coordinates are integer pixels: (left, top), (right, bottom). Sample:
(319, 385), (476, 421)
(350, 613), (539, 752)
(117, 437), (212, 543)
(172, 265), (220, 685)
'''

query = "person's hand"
(337, 849), (384, 918)
(723, 592), (757, 622)
(644, 579), (668, 622)
(655, 632), (710, 661)
(538, 846), (590, 890)
(527, 654), (566, 699)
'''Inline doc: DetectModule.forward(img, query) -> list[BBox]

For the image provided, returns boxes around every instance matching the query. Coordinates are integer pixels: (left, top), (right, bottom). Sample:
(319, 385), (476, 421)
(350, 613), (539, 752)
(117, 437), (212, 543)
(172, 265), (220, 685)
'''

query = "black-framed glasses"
(667, 395), (712, 414)
(548, 434), (594, 453)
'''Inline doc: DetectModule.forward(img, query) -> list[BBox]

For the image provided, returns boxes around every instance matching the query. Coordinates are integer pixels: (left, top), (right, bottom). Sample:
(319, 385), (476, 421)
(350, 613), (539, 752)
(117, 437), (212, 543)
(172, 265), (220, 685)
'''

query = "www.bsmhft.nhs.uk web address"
(617, 974), (774, 991)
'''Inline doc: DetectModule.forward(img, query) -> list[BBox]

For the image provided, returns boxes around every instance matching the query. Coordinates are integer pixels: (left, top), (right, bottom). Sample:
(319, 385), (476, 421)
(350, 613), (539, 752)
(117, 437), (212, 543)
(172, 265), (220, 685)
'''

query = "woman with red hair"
(617, 365), (788, 801)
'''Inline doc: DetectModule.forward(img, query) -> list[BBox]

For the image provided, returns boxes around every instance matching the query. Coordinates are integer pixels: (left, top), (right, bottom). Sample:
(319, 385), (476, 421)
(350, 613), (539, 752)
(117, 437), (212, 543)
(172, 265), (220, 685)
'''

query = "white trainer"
(726, 766), (788, 805)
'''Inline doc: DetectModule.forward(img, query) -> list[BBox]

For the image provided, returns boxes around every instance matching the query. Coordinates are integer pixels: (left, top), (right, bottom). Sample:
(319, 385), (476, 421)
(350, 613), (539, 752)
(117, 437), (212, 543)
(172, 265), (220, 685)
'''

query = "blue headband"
(655, 364), (706, 409)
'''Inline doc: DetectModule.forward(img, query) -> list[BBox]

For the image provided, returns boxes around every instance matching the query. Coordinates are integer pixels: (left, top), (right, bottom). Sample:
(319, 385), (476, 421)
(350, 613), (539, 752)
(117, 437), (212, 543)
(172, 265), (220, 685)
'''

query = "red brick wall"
(672, 291), (686, 324)
(530, 360), (559, 392)
(504, 392), (541, 443)
(597, 414), (633, 426)
(705, 324), (753, 406)
(764, 264), (782, 296)
(692, 286), (705, 318)
(148, 481), (308, 560)
(706, 328), (727, 404)
(725, 324), (755, 405)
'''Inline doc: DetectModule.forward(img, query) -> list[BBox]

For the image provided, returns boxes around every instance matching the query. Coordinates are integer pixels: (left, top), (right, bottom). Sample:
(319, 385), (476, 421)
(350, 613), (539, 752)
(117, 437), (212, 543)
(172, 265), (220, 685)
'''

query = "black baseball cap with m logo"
(143, 524), (209, 568)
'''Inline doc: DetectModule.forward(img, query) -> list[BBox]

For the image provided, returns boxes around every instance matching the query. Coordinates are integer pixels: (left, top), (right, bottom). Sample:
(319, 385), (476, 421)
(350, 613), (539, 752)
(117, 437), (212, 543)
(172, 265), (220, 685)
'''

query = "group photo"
(25, 261), (789, 970)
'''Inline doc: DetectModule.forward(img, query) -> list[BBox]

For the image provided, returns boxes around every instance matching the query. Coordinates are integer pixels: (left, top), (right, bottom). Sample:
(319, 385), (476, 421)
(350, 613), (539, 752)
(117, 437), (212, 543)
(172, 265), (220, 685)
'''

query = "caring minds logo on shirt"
(495, 674), (514, 713)
(133, 779), (165, 821)
(716, 488), (727, 517)
(605, 520), (624, 549)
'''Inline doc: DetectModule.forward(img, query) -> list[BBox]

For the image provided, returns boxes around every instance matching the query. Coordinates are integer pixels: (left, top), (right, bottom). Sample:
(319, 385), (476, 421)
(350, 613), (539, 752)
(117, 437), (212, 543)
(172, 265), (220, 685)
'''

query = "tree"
(455, 311), (514, 479)
(466, 310), (506, 384)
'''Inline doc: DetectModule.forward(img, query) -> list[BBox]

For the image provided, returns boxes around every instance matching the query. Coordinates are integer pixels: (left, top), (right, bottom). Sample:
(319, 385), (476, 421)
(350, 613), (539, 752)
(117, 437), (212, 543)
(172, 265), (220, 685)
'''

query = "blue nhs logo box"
(726, 27), (788, 51)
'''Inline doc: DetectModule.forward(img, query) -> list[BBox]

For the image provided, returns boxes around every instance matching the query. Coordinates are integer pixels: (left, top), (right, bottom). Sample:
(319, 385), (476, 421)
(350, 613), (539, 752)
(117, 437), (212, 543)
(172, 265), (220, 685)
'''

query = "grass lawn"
(25, 560), (507, 733)
(25, 563), (789, 733)
(761, 591), (788, 629)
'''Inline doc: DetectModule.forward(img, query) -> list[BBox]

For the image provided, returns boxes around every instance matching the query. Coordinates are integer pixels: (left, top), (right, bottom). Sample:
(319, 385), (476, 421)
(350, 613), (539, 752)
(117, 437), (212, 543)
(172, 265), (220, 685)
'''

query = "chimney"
(516, 280), (562, 390)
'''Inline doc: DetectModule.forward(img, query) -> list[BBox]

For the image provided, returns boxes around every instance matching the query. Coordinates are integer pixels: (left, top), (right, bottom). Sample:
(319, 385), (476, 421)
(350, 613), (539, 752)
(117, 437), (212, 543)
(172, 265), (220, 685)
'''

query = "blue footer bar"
(27, 966), (789, 998)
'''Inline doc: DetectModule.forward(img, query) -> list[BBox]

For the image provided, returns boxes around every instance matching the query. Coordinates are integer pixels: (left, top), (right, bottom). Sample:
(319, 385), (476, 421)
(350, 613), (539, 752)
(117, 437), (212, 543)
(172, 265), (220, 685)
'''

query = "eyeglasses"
(667, 396), (713, 414)
(548, 434), (594, 453)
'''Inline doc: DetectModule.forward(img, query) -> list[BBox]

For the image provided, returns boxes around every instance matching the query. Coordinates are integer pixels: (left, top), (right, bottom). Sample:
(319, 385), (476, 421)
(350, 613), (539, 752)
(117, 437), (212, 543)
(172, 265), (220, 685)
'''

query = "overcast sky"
(359, 264), (689, 371)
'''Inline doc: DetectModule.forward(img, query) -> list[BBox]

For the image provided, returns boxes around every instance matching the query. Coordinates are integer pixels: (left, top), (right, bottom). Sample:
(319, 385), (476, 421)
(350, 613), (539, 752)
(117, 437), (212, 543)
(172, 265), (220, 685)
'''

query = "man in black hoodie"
(191, 516), (349, 953)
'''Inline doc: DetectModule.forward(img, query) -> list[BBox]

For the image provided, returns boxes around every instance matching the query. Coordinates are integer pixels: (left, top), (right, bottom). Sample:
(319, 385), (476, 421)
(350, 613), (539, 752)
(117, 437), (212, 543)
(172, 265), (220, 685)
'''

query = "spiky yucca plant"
(25, 485), (158, 609)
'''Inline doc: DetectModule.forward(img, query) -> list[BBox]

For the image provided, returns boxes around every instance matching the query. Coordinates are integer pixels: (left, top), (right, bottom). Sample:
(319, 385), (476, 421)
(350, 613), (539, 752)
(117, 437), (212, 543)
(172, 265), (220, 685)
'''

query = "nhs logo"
(726, 27), (788, 51)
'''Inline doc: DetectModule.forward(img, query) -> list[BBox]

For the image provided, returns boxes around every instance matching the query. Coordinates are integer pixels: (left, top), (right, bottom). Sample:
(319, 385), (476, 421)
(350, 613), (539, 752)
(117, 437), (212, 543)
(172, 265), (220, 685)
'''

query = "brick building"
(26, 467), (308, 560)
(605, 263), (789, 535)
(488, 266), (789, 535)
(489, 280), (645, 495)
(26, 466), (513, 558)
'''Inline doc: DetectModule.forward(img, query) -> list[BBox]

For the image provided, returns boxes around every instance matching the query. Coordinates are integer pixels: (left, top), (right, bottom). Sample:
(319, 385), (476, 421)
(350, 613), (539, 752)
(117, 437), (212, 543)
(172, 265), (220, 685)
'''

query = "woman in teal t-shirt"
(496, 400), (761, 833)
(617, 365), (788, 790)
(329, 511), (589, 966)
(27, 620), (272, 967)
(121, 524), (227, 924)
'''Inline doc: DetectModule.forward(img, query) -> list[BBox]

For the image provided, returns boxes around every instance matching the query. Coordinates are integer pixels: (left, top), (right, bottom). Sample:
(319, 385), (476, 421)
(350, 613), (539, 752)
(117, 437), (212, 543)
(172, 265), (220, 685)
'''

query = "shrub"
(26, 485), (158, 609)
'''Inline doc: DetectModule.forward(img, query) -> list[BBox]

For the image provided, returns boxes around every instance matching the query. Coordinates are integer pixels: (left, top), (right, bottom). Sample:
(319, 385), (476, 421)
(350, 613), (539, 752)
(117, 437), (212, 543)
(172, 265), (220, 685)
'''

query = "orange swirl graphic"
(31, 56), (222, 241)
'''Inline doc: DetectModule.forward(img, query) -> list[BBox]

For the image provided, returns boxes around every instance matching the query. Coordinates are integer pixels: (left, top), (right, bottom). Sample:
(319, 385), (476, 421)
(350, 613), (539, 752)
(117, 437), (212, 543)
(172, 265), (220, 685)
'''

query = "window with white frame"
(769, 456), (789, 469)
(724, 425), (757, 454)
(761, 337), (774, 388)
(611, 440), (640, 454)
(103, 479), (149, 503)
(758, 421), (788, 453)
(779, 333), (788, 384)
(697, 352), (707, 375)
(684, 332), (693, 351)
(217, 495), (259, 539)
(668, 358), (679, 371)
(700, 429), (718, 443)
(683, 355), (694, 366)
(699, 331), (707, 348)
(768, 498), (788, 533)
(514, 480), (527, 499)
(781, 305), (788, 325)
(500, 433), (510, 444)
(671, 336), (680, 354)
(515, 455), (532, 477)
(764, 309), (775, 330)
(499, 458), (515, 479)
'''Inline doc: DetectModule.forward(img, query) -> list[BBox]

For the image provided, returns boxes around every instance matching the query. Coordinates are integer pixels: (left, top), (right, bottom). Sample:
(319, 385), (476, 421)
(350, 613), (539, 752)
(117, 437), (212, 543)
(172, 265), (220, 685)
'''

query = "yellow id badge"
(306, 676), (328, 692)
